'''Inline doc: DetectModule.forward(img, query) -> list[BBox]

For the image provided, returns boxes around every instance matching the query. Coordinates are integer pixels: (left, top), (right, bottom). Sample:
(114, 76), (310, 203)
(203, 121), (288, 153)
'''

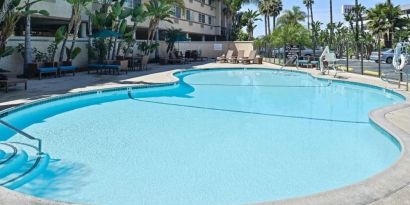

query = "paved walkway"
(0, 61), (410, 205)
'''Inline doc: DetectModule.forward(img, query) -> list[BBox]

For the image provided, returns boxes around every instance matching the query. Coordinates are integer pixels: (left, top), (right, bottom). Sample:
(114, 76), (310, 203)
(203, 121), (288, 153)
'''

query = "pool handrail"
(0, 120), (42, 155)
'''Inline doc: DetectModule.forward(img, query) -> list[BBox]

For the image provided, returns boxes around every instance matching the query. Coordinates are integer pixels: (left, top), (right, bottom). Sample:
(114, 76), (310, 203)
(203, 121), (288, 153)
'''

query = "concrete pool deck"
(0, 62), (410, 205)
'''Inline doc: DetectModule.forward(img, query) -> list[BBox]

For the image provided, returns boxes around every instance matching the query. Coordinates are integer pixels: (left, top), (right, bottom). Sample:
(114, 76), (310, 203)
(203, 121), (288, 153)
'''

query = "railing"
(280, 55), (299, 70)
(0, 120), (42, 155)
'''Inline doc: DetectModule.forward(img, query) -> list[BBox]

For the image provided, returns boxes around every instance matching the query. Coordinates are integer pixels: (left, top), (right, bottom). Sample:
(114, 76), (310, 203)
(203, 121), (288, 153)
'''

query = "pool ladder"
(0, 120), (42, 155)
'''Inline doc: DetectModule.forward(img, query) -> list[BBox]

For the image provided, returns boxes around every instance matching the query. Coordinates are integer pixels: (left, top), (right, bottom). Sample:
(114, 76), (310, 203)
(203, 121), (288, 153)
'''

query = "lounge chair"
(170, 52), (186, 64)
(241, 50), (257, 64)
(0, 74), (27, 93)
(216, 50), (233, 63)
(230, 50), (244, 63)
(136, 55), (149, 71)
(59, 62), (78, 76)
(38, 67), (58, 79)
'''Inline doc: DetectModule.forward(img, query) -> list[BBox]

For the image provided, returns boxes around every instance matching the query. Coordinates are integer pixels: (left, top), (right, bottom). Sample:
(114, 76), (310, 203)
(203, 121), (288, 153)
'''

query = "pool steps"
(0, 142), (49, 189)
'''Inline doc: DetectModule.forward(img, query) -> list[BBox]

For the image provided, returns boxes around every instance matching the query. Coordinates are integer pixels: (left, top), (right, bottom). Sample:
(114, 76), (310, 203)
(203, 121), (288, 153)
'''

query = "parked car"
(370, 49), (394, 64)
(272, 47), (323, 58)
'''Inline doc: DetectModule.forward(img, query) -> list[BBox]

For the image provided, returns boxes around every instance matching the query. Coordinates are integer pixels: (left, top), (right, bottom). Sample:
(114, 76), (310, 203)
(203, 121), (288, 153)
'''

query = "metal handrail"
(280, 54), (299, 70)
(0, 120), (42, 155)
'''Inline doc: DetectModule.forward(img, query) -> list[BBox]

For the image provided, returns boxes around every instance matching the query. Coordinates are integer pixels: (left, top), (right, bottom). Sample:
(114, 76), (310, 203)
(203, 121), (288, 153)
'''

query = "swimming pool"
(0, 68), (405, 205)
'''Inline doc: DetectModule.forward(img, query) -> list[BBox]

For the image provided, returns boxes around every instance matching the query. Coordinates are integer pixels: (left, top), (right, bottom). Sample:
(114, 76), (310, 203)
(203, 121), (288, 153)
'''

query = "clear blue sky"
(241, 0), (410, 37)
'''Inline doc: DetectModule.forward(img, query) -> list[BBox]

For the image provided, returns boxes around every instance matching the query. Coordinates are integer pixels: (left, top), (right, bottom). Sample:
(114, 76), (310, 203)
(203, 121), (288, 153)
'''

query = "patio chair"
(230, 50), (244, 63)
(0, 74), (27, 93)
(241, 50), (257, 64)
(170, 52), (186, 64)
(216, 50), (233, 63)
(38, 66), (58, 79)
(136, 55), (150, 71)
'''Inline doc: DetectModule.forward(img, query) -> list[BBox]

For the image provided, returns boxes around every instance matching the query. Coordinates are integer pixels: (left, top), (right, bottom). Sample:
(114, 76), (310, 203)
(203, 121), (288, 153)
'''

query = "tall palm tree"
(277, 6), (306, 26)
(270, 0), (282, 31)
(367, 3), (389, 77)
(384, 3), (404, 48)
(223, 0), (243, 39)
(145, 0), (174, 44)
(303, 0), (315, 55)
(20, 0), (49, 75)
(329, 0), (333, 49)
(258, 0), (270, 36)
(303, 0), (311, 30)
(59, 0), (93, 63)
(242, 9), (261, 40)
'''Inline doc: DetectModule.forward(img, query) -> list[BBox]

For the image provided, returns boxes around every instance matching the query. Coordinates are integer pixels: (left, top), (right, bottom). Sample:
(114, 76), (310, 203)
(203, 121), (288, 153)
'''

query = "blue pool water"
(0, 69), (404, 205)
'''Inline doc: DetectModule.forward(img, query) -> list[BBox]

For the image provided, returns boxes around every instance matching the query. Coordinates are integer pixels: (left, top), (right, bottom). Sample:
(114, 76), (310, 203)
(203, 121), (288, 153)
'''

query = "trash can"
(255, 57), (263, 64)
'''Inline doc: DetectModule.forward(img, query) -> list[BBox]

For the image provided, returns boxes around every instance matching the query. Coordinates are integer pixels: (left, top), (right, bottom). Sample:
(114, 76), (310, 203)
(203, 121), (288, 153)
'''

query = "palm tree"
(0, 0), (19, 59)
(59, 0), (93, 63)
(242, 9), (261, 40)
(367, 3), (389, 77)
(164, 27), (183, 54)
(329, 0), (333, 49)
(384, 3), (404, 48)
(277, 6), (306, 26)
(270, 0), (282, 31)
(302, 0), (311, 30)
(145, 0), (174, 50)
(223, 0), (243, 39)
(353, 0), (359, 60)
(19, 0), (49, 75)
(258, 0), (270, 36)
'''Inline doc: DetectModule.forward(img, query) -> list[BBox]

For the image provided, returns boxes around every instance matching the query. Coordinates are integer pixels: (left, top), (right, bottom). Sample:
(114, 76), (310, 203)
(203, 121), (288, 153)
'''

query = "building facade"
(23, 0), (231, 41)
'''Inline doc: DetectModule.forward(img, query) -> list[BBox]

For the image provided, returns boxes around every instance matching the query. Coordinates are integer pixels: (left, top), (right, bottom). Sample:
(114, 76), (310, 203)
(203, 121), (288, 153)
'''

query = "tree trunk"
(378, 36), (381, 77)
(359, 12), (364, 74)
(310, 5), (315, 57)
(267, 15), (271, 35)
(306, 6), (310, 30)
(329, 0), (333, 49)
(354, 0), (359, 59)
(264, 15), (267, 36)
(24, 13), (33, 75)
(273, 15), (276, 30)
(68, 20), (81, 61)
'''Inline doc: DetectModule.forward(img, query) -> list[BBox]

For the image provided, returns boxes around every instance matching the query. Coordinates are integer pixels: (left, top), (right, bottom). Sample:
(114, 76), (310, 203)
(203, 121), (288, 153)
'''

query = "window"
(208, 16), (212, 25)
(198, 13), (205, 23)
(186, 10), (191, 21)
(175, 6), (181, 18)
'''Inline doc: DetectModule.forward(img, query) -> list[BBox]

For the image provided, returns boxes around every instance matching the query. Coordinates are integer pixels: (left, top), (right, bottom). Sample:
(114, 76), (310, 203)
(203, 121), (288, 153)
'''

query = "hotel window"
(175, 6), (181, 18)
(198, 13), (205, 23)
(186, 9), (195, 21)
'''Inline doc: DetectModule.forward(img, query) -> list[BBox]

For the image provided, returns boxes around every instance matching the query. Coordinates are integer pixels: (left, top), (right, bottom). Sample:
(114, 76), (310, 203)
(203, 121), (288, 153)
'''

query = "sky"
(241, 0), (410, 37)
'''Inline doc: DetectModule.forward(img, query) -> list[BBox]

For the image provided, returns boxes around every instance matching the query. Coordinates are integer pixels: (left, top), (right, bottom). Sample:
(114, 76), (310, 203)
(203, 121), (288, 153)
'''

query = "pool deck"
(0, 61), (410, 205)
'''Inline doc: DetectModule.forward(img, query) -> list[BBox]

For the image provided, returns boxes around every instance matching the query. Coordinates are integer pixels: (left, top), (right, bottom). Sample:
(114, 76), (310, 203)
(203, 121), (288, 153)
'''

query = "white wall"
(0, 39), (253, 74)
(1, 37), (89, 74)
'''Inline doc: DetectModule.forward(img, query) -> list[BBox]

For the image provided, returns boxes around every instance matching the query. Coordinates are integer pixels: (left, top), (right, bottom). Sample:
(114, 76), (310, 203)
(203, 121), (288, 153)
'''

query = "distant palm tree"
(329, 0), (333, 49)
(277, 6), (306, 26)
(354, 0), (363, 60)
(302, 0), (311, 30)
(242, 9), (261, 40)
(224, 0), (245, 39)
(303, 0), (315, 55)
(145, 0), (174, 44)
(258, 0), (271, 35)
(367, 3), (389, 77)
(270, 0), (282, 31)
(384, 3), (404, 48)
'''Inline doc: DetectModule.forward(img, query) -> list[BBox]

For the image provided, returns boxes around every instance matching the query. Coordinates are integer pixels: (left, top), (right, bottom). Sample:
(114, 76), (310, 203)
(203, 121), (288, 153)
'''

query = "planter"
(159, 58), (168, 65)
(26, 63), (43, 78)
